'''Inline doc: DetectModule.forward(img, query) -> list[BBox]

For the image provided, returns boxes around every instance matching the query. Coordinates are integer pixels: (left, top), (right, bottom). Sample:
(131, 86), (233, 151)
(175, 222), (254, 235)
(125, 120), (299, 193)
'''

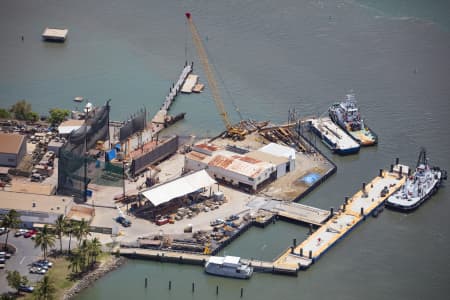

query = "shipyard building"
(184, 142), (295, 192)
(0, 133), (26, 167)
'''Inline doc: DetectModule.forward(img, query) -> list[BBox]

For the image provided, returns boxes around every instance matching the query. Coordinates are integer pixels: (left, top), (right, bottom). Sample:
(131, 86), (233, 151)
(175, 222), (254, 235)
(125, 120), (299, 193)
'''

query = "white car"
(15, 229), (28, 237)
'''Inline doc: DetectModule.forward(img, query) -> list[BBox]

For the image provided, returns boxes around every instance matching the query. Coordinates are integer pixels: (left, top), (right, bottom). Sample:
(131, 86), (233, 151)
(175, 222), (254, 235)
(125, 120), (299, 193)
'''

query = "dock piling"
(408, 168), (412, 176)
(241, 287), (244, 298)
(216, 285), (219, 295)
(192, 282), (195, 293)
(309, 224), (313, 235)
(145, 277), (148, 288)
(360, 207), (364, 216)
(309, 250), (312, 259)
(399, 166), (403, 179)
(379, 169), (384, 177)
(169, 281), (172, 290)
(396, 157), (399, 165)
(390, 164), (394, 172)
(362, 182), (366, 192)
(293, 238), (297, 247)
(345, 196), (349, 204)
(300, 248), (303, 256)
(330, 207), (334, 216)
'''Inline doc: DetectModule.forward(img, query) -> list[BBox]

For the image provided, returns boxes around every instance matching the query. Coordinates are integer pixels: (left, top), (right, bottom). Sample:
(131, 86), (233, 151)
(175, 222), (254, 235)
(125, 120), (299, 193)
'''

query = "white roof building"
(259, 143), (296, 160)
(141, 169), (216, 207)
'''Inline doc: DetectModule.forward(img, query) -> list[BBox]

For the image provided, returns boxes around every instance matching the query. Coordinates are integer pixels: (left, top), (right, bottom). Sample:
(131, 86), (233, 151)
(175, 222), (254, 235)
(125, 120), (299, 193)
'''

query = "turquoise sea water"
(1, 0), (449, 299)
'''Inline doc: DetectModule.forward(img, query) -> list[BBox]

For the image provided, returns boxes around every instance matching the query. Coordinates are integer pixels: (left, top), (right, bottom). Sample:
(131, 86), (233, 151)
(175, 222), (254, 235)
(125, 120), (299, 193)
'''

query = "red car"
(23, 229), (37, 238)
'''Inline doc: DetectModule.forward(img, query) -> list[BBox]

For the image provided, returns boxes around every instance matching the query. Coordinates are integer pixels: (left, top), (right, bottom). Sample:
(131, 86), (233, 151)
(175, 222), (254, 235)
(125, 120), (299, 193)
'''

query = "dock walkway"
(150, 63), (193, 134)
(271, 201), (330, 226)
(274, 170), (406, 269)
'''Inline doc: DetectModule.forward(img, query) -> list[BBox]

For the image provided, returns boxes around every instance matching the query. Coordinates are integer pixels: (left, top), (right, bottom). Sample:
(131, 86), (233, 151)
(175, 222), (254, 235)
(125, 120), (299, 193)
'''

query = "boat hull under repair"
(205, 256), (253, 279)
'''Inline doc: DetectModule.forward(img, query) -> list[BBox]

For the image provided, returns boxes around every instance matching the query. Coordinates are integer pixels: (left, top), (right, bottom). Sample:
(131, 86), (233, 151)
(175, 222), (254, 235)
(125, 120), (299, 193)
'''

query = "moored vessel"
(328, 93), (378, 146)
(204, 256), (253, 279)
(308, 117), (360, 155)
(386, 148), (447, 211)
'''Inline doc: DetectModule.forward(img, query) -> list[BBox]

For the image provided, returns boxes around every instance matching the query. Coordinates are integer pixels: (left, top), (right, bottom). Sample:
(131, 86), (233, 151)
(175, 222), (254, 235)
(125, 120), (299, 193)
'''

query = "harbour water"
(1, 0), (449, 299)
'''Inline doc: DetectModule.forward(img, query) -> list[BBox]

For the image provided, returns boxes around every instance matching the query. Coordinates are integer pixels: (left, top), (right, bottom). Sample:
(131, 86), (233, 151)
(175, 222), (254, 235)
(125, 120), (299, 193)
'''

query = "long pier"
(150, 62), (193, 134)
(273, 168), (406, 270)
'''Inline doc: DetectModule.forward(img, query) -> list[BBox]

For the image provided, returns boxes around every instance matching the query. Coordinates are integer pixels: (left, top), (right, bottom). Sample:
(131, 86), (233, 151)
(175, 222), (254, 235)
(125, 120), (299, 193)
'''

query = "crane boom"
(185, 13), (246, 138)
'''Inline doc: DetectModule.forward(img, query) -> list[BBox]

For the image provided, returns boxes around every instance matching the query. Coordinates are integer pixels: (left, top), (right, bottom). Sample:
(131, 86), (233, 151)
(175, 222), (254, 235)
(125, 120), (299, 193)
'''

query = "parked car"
(29, 266), (47, 274)
(32, 261), (49, 270)
(226, 214), (239, 221)
(18, 284), (34, 293)
(24, 229), (37, 238)
(37, 259), (53, 268)
(15, 229), (28, 237)
(116, 216), (131, 227)
(0, 227), (9, 235)
(210, 219), (225, 226)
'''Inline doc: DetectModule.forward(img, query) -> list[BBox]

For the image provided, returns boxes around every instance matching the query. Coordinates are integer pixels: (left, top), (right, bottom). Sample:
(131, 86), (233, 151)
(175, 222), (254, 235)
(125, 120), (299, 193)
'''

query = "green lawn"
(19, 253), (112, 300)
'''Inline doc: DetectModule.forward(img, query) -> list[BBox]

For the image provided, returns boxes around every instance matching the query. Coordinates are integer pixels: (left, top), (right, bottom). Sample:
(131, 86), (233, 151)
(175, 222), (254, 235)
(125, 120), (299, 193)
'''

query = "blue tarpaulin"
(105, 149), (116, 162)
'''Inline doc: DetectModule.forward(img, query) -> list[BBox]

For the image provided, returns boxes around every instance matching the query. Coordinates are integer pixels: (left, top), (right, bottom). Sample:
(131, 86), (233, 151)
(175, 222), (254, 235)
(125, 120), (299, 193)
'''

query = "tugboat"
(205, 256), (253, 279)
(328, 93), (378, 146)
(386, 148), (447, 211)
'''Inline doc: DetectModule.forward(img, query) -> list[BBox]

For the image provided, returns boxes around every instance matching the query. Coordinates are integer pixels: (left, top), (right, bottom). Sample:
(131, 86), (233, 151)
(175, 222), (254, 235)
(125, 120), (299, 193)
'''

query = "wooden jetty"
(181, 74), (199, 93)
(150, 63), (193, 134)
(271, 201), (330, 226)
(119, 247), (298, 276)
(274, 168), (406, 269)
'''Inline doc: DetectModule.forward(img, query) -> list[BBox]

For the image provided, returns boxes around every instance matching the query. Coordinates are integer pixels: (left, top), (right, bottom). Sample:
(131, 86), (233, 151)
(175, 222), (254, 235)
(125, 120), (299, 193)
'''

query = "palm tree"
(68, 248), (85, 273)
(89, 237), (102, 265)
(73, 219), (90, 247)
(65, 221), (74, 254)
(1, 209), (20, 250)
(54, 215), (67, 253)
(34, 225), (56, 260)
(33, 275), (56, 300)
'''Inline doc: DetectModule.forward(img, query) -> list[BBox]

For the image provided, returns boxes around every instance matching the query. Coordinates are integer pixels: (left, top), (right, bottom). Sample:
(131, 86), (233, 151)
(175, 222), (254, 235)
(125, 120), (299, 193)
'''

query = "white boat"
(205, 256), (253, 279)
(386, 149), (447, 211)
(328, 93), (378, 146)
(308, 117), (360, 155)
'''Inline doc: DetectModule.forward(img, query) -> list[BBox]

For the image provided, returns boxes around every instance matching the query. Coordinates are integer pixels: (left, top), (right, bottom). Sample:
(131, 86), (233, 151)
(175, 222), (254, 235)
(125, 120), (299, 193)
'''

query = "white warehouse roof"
(259, 143), (296, 160)
(141, 169), (216, 207)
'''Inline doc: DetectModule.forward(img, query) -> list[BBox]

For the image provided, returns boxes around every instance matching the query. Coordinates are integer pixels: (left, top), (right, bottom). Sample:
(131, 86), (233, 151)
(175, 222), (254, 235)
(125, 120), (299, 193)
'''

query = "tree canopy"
(48, 108), (70, 125)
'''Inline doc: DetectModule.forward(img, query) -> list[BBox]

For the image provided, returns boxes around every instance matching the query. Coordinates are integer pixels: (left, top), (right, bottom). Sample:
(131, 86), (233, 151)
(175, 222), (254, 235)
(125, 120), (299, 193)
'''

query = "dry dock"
(274, 168), (406, 270)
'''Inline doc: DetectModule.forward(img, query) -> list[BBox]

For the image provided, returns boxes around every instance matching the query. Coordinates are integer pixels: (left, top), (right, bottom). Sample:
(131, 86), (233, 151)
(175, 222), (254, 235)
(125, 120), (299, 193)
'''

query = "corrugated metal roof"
(246, 150), (288, 165)
(141, 170), (216, 207)
(208, 154), (273, 179)
(259, 143), (296, 160)
(0, 133), (25, 154)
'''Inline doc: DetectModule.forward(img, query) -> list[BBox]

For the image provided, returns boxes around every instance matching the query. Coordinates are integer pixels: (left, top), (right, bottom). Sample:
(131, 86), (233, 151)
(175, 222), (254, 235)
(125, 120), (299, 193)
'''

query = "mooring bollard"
(360, 207), (364, 216)
(362, 182), (366, 192)
(396, 157), (399, 165)
(169, 281), (171, 290)
(379, 169), (383, 177)
(290, 246), (294, 253)
(293, 238), (297, 247)
(390, 164), (394, 172)
(309, 250), (312, 259)
(241, 287), (244, 298)
(300, 248), (303, 256)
